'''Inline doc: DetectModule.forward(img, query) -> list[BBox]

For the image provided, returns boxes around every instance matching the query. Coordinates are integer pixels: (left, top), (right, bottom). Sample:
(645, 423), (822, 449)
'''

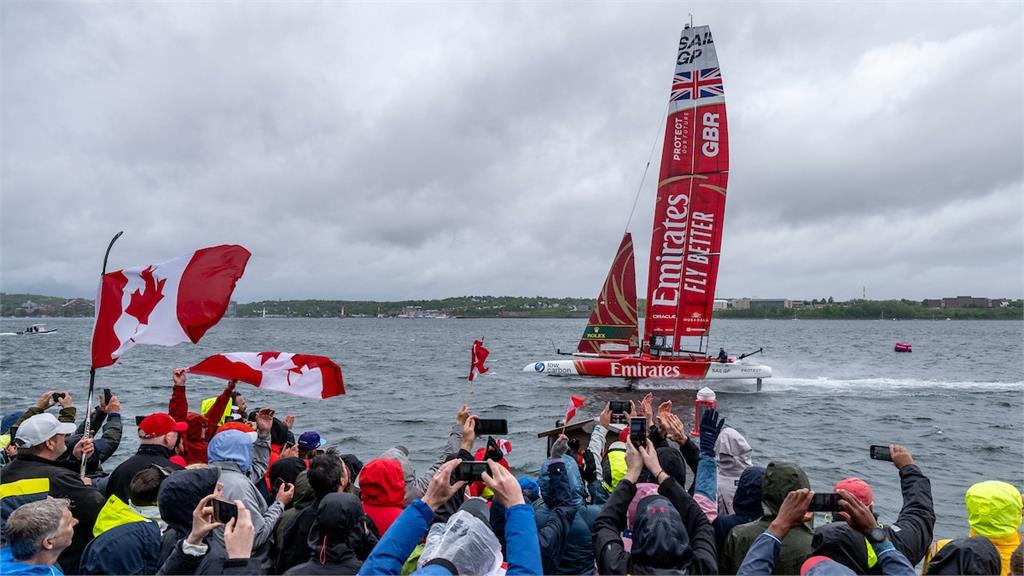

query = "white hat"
(14, 413), (76, 448)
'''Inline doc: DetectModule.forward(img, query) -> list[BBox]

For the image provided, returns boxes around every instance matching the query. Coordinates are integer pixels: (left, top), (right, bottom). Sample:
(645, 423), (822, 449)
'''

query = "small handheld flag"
(469, 339), (490, 381)
(564, 395), (585, 425)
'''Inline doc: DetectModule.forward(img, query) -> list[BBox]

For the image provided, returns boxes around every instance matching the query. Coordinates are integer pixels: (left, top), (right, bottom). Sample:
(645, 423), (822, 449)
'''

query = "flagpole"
(81, 231), (123, 478)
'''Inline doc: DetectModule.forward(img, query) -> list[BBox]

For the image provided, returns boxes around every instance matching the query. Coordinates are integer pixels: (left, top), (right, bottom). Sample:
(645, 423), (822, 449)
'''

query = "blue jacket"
(534, 457), (600, 574)
(737, 531), (918, 576)
(0, 547), (64, 575)
(359, 499), (542, 575)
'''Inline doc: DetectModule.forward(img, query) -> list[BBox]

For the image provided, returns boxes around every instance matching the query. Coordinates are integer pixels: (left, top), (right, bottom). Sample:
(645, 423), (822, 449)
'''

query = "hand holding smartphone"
(808, 492), (842, 512)
(451, 461), (489, 483)
(474, 419), (508, 436)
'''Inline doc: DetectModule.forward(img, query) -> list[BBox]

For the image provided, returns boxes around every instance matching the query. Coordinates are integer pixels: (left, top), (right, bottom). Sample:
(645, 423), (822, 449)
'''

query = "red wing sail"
(644, 26), (729, 351)
(578, 233), (638, 354)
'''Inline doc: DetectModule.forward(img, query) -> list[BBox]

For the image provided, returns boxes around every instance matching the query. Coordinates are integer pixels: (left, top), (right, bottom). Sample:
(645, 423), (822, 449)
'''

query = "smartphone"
(51, 392), (65, 403)
(809, 492), (842, 513)
(211, 499), (238, 524)
(629, 417), (648, 447)
(609, 400), (629, 414)
(869, 445), (892, 461)
(102, 388), (113, 405)
(474, 418), (508, 436)
(452, 461), (489, 483)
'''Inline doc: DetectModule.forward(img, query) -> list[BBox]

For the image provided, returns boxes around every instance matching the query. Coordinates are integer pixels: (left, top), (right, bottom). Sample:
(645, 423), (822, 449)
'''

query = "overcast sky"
(2, 2), (1021, 302)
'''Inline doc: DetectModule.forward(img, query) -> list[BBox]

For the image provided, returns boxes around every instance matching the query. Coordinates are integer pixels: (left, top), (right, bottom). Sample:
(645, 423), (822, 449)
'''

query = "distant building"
(713, 299), (729, 311)
(922, 299), (942, 309)
(730, 298), (750, 310)
(750, 299), (791, 311)
(227, 300), (238, 317)
(19, 300), (41, 315)
(941, 296), (991, 309)
(403, 305), (422, 318)
(61, 298), (94, 317)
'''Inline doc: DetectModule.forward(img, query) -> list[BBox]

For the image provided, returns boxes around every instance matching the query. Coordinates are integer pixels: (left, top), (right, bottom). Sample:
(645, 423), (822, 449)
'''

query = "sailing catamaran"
(524, 23), (771, 389)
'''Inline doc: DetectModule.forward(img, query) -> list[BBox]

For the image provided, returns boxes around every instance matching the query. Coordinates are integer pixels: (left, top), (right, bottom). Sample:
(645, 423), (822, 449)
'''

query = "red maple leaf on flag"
(258, 351), (282, 365)
(125, 266), (166, 325)
(286, 354), (321, 386)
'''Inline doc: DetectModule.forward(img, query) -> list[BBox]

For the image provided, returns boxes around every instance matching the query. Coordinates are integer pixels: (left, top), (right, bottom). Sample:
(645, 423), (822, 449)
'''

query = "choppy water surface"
(1, 317), (1021, 538)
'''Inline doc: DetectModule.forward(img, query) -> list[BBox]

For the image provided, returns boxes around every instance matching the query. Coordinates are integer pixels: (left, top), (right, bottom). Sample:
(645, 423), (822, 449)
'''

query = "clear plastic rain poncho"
(418, 510), (503, 575)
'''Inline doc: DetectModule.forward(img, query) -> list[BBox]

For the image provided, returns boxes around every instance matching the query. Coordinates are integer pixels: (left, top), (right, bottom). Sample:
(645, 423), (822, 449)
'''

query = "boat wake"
(767, 376), (1023, 393)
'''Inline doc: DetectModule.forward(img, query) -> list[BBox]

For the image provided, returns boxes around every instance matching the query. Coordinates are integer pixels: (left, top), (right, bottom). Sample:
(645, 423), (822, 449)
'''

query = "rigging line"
(623, 99), (672, 237)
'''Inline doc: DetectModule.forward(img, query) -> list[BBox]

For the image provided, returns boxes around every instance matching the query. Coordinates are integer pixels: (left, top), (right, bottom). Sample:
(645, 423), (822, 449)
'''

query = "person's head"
(269, 456), (307, 496)
(207, 429), (254, 473)
(129, 466), (168, 507)
(834, 477), (874, 512)
(6, 498), (76, 564)
(419, 499), (502, 574)
(965, 480), (1023, 538)
(1010, 541), (1023, 576)
(762, 461), (810, 515)
(312, 492), (368, 548)
(358, 458), (406, 508)
(138, 413), (187, 449)
(810, 522), (870, 573)
(801, 556), (857, 575)
(158, 467), (219, 534)
(732, 465), (767, 517)
(629, 494), (693, 573)
(715, 427), (753, 476)
(13, 413), (76, 460)
(308, 451), (347, 501)
(298, 431), (325, 459)
(230, 391), (247, 415)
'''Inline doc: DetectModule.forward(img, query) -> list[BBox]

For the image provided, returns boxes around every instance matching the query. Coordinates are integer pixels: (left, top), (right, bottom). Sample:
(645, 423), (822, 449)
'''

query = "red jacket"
(168, 384), (232, 465)
(359, 458), (405, 535)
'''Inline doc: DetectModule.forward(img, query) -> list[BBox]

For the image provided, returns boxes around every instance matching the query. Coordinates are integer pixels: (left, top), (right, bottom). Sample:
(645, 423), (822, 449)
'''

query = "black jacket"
(592, 476), (717, 575)
(926, 536), (1002, 575)
(713, 465), (766, 549)
(283, 493), (373, 575)
(158, 539), (262, 575)
(812, 463), (935, 573)
(1, 453), (107, 574)
(106, 444), (184, 502)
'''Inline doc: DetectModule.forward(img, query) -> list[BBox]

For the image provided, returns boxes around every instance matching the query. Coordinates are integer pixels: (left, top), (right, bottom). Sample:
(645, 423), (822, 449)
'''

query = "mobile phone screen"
(103, 388), (113, 405)
(610, 400), (629, 414)
(869, 445), (892, 461)
(809, 493), (842, 512)
(629, 417), (647, 447)
(212, 499), (238, 524)
(453, 461), (489, 483)
(474, 419), (508, 436)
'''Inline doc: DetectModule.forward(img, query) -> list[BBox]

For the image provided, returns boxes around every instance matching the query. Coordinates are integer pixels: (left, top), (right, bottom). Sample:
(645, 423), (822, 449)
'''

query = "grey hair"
(5, 498), (71, 561)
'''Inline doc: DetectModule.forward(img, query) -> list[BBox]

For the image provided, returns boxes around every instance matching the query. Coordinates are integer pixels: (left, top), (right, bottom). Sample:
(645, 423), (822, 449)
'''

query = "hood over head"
(380, 447), (421, 505)
(308, 492), (377, 565)
(358, 458), (406, 508)
(811, 522), (869, 574)
(925, 536), (1002, 575)
(965, 480), (1023, 538)
(419, 509), (502, 575)
(158, 468), (219, 534)
(762, 461), (810, 516)
(630, 494), (692, 572)
(801, 556), (857, 576)
(269, 456), (308, 495)
(627, 483), (661, 529)
(639, 446), (687, 487)
(207, 429), (254, 473)
(716, 427), (753, 478)
(733, 466), (767, 517)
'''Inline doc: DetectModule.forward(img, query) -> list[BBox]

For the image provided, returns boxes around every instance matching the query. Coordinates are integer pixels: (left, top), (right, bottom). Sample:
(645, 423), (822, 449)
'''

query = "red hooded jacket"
(358, 458), (405, 535)
(168, 384), (232, 465)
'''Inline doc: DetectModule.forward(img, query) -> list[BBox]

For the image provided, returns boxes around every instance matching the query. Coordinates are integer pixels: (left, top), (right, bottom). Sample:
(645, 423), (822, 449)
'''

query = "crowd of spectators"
(1, 371), (1021, 575)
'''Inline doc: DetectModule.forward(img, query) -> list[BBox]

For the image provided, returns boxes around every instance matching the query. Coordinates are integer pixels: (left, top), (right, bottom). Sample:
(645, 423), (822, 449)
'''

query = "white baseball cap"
(14, 413), (76, 448)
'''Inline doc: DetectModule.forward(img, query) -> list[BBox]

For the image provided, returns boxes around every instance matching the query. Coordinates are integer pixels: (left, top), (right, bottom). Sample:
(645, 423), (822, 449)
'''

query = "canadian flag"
(91, 245), (250, 369)
(468, 339), (489, 382)
(188, 352), (344, 400)
(564, 395), (585, 425)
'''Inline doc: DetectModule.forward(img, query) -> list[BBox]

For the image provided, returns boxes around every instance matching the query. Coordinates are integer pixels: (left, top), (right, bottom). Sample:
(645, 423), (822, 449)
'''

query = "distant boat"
(18, 324), (58, 335)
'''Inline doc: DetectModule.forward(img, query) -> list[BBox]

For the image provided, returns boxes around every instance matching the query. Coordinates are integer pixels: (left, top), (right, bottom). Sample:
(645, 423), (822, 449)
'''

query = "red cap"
(169, 455), (187, 467)
(835, 477), (874, 507)
(618, 427), (630, 443)
(139, 413), (188, 437)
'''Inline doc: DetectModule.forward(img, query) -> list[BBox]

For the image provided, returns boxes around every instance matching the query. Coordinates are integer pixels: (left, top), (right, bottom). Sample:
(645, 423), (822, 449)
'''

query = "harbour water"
(1, 316), (1021, 538)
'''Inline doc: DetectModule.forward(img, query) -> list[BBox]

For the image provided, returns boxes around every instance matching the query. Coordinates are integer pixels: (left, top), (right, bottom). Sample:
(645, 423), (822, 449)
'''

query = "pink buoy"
(894, 342), (912, 353)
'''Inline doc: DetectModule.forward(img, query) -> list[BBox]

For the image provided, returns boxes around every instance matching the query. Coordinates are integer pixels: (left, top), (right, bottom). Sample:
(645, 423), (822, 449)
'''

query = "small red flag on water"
(468, 339), (489, 382)
(564, 395), (586, 425)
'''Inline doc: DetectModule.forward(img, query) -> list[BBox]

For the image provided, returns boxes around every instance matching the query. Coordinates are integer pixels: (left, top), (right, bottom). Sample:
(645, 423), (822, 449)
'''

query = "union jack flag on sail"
(671, 67), (724, 101)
